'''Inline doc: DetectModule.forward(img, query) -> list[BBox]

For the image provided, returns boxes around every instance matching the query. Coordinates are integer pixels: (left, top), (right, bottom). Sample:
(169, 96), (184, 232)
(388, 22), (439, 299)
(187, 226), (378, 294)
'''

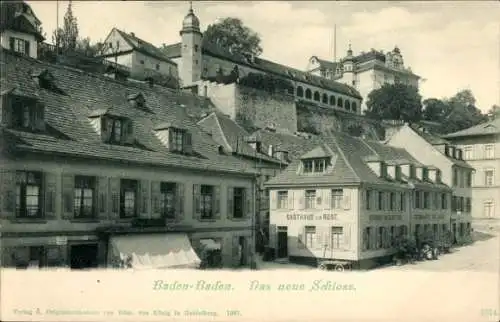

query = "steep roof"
(0, 49), (259, 175)
(113, 28), (177, 65)
(443, 118), (500, 138)
(162, 41), (361, 99)
(197, 112), (281, 164)
(309, 56), (339, 71)
(265, 131), (427, 187)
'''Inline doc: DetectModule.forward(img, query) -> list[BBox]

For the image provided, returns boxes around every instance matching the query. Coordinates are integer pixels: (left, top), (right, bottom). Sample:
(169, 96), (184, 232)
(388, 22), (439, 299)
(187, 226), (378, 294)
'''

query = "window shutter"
(183, 132), (193, 154)
(44, 172), (57, 219)
(150, 181), (161, 219)
(343, 225), (351, 250)
(35, 105), (45, 131)
(25, 41), (30, 57)
(139, 180), (150, 218)
(287, 191), (294, 209)
(245, 187), (252, 218)
(167, 128), (174, 151)
(109, 178), (120, 219)
(227, 187), (234, 219)
(0, 170), (15, 218)
(100, 117), (111, 142)
(97, 177), (109, 219)
(323, 189), (331, 210)
(193, 184), (201, 220)
(342, 190), (351, 210)
(125, 120), (134, 144)
(270, 190), (277, 210)
(61, 174), (74, 219)
(9, 37), (15, 50)
(175, 183), (184, 220)
(213, 185), (221, 219)
(298, 191), (305, 210)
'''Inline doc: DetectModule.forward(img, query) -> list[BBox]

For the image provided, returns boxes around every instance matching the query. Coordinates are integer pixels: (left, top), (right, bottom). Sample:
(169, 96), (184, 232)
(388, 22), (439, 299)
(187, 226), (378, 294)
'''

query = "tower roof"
(181, 2), (200, 34)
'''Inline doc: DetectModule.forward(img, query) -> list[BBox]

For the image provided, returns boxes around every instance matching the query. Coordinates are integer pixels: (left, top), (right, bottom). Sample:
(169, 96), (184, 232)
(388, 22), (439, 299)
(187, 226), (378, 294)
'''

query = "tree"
(52, 1), (79, 52)
(76, 37), (106, 57)
(487, 105), (500, 120)
(422, 98), (447, 121)
(440, 90), (488, 133)
(365, 83), (423, 122)
(203, 17), (262, 56)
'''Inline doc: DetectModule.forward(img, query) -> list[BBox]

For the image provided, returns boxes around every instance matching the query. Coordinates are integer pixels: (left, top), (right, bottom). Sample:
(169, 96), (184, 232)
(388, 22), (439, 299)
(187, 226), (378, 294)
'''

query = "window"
(15, 171), (43, 218)
(302, 158), (327, 174)
(305, 88), (312, 99)
(364, 227), (372, 250)
(422, 168), (429, 181)
(464, 146), (473, 160)
(466, 172), (472, 187)
(352, 102), (357, 112)
(160, 182), (176, 219)
(233, 187), (245, 218)
(465, 198), (471, 213)
(331, 227), (344, 249)
(200, 185), (213, 219)
(415, 190), (421, 209)
(344, 100), (351, 110)
(313, 91), (320, 101)
(170, 128), (185, 152)
(155, 64), (160, 70)
(389, 226), (395, 247)
(329, 95), (335, 106)
(297, 86), (304, 97)
(484, 169), (494, 186)
(484, 201), (494, 218)
(400, 192), (405, 211)
(414, 224), (421, 238)
(337, 97), (343, 107)
(485, 144), (494, 159)
(322, 93), (328, 104)
(433, 192), (439, 209)
(74, 176), (96, 218)
(120, 179), (138, 218)
(423, 192), (430, 209)
(9, 37), (30, 56)
(331, 189), (343, 209)
(366, 190), (372, 210)
(277, 191), (288, 209)
(389, 192), (396, 211)
(453, 168), (458, 186)
(378, 191), (384, 210)
(304, 226), (316, 248)
(377, 227), (384, 249)
(441, 193), (448, 209)
(112, 119), (122, 143)
(140, 60), (145, 64)
(194, 44), (199, 52)
(12, 99), (43, 131)
(305, 190), (316, 209)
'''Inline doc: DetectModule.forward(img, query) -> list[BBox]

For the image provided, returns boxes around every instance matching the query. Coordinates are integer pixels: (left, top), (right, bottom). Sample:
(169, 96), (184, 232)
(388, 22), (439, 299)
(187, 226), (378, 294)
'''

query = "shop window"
(160, 182), (176, 219)
(13, 246), (47, 269)
(331, 226), (343, 249)
(120, 179), (138, 218)
(331, 189), (343, 209)
(74, 176), (96, 218)
(305, 190), (316, 209)
(277, 191), (288, 209)
(15, 171), (43, 218)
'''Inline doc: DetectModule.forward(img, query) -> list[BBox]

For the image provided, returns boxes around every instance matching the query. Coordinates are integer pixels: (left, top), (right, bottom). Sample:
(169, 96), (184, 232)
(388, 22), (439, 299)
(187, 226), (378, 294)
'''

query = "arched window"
(337, 97), (343, 107)
(313, 91), (320, 101)
(345, 100), (351, 110)
(322, 93), (328, 104)
(287, 87), (294, 95)
(329, 95), (336, 106)
(352, 102), (357, 112)
(305, 88), (312, 99)
(296, 86), (303, 97)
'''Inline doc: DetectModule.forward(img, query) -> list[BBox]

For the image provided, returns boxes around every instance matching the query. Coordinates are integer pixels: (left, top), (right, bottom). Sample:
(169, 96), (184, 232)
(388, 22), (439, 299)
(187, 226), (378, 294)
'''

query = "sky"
(27, 1), (500, 112)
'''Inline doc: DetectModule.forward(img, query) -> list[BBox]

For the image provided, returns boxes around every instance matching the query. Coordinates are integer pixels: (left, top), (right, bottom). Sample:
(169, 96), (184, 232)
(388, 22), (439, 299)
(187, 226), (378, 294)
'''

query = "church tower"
(342, 44), (356, 87)
(179, 2), (203, 87)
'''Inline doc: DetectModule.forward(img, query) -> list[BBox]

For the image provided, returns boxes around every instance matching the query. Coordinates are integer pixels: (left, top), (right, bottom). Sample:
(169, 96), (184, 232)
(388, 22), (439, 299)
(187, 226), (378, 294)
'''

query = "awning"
(200, 239), (222, 251)
(108, 233), (201, 270)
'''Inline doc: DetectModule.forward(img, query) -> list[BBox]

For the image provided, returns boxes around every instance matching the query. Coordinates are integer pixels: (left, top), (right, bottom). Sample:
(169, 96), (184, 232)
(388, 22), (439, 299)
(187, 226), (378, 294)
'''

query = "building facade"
(0, 48), (258, 270)
(386, 123), (474, 240)
(307, 46), (420, 112)
(443, 119), (500, 219)
(265, 132), (453, 269)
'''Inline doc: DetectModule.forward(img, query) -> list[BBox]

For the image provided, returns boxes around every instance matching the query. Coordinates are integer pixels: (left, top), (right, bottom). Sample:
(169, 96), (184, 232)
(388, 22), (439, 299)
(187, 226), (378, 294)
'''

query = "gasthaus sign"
(286, 213), (338, 221)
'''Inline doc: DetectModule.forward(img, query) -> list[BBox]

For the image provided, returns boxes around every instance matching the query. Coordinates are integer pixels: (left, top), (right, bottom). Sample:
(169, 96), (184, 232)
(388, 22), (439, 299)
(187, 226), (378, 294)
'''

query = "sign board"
(286, 213), (338, 221)
(414, 214), (445, 220)
(55, 236), (68, 245)
(369, 214), (403, 221)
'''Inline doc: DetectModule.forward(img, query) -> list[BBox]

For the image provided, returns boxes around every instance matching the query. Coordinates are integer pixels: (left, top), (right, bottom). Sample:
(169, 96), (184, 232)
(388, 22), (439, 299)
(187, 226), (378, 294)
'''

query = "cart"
(317, 260), (352, 272)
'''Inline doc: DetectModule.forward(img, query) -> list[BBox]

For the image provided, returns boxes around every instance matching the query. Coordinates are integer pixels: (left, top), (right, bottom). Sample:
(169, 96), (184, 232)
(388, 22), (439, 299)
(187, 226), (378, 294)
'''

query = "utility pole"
(333, 24), (337, 63)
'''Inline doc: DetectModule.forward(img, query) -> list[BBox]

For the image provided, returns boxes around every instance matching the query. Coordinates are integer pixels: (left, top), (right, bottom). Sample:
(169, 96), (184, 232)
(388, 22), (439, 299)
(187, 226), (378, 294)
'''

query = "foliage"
(346, 124), (364, 137)
(422, 90), (488, 134)
(52, 1), (79, 51)
(365, 83), (423, 122)
(392, 235), (418, 261)
(487, 105), (500, 120)
(203, 17), (263, 57)
(238, 72), (294, 93)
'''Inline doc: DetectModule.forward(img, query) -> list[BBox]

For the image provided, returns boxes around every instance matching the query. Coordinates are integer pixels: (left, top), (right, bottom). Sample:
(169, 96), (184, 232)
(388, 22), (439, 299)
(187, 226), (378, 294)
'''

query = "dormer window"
(3, 94), (45, 132)
(31, 69), (56, 89)
(127, 93), (146, 109)
(422, 167), (429, 181)
(94, 113), (133, 145)
(303, 158), (327, 174)
(395, 165), (402, 180)
(154, 123), (193, 155)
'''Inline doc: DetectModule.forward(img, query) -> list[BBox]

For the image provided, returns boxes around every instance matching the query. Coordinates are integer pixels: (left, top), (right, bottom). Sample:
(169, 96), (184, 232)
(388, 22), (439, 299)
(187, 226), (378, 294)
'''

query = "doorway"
(238, 237), (246, 266)
(70, 243), (98, 269)
(277, 226), (288, 258)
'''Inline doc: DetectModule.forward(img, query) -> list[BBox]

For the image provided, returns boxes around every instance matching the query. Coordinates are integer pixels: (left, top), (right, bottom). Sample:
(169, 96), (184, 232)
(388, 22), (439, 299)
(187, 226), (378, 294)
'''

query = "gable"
(102, 29), (134, 55)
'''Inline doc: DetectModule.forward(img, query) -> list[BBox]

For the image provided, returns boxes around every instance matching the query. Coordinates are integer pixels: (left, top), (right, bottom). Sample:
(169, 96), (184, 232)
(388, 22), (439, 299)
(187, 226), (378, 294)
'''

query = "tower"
(342, 44), (355, 87)
(179, 2), (203, 87)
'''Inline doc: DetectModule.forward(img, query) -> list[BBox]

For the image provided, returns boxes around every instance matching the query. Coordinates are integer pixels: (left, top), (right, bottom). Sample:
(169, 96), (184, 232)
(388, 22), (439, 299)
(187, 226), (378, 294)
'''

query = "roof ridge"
(329, 135), (361, 182)
(355, 134), (380, 157)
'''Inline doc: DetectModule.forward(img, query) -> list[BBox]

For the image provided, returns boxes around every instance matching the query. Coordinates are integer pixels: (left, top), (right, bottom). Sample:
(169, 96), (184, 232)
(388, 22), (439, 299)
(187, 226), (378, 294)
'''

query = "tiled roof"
(443, 118), (500, 138)
(114, 28), (177, 65)
(0, 1), (44, 41)
(161, 41), (361, 99)
(252, 129), (323, 161)
(310, 56), (338, 71)
(197, 112), (281, 164)
(0, 49), (260, 175)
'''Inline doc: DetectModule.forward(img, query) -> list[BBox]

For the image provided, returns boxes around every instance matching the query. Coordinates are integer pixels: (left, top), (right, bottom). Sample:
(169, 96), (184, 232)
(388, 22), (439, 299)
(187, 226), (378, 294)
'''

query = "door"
(70, 243), (99, 269)
(277, 226), (288, 258)
(238, 236), (246, 266)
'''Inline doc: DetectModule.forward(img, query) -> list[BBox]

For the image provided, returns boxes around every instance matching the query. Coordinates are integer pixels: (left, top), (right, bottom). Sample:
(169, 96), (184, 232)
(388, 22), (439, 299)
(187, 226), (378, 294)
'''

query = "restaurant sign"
(369, 214), (403, 221)
(414, 214), (445, 220)
(286, 213), (338, 221)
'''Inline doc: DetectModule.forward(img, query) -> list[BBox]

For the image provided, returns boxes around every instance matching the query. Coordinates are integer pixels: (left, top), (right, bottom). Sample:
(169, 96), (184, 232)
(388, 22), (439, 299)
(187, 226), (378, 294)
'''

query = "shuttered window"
(200, 185), (213, 219)
(233, 187), (244, 218)
(10, 37), (30, 56)
(160, 182), (176, 219)
(15, 171), (43, 218)
(120, 179), (138, 218)
(331, 226), (343, 249)
(74, 176), (96, 218)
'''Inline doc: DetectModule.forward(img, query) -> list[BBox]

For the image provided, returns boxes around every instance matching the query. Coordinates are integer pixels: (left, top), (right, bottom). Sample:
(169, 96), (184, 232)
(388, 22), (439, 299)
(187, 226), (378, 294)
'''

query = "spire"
(189, 1), (193, 13)
(181, 0), (200, 34)
(347, 42), (353, 56)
